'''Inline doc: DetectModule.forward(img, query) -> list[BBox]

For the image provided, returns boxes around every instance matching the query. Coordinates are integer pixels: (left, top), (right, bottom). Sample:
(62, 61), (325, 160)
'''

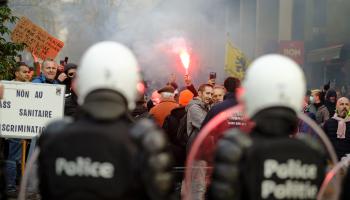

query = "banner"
(225, 39), (249, 80)
(11, 17), (64, 60)
(0, 81), (65, 139)
(279, 41), (304, 65)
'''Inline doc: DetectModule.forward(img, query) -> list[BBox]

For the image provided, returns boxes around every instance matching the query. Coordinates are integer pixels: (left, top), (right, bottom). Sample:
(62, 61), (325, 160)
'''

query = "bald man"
(336, 97), (350, 118)
(323, 97), (350, 160)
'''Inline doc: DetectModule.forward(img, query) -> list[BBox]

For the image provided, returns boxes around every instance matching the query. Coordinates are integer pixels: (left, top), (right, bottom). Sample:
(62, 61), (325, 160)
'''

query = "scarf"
(332, 113), (350, 139)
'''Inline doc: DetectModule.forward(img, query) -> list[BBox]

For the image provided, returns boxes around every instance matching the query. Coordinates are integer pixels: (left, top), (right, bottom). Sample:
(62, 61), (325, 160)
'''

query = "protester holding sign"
(29, 59), (64, 178)
(4, 63), (32, 197)
(32, 59), (60, 84)
(1, 80), (65, 199)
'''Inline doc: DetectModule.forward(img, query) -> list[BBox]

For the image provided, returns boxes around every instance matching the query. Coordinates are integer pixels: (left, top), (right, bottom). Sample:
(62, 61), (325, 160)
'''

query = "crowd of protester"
(1, 47), (350, 199)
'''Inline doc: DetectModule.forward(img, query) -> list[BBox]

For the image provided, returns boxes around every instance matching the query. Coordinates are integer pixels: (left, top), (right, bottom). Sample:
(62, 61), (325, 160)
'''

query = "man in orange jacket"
(149, 86), (179, 127)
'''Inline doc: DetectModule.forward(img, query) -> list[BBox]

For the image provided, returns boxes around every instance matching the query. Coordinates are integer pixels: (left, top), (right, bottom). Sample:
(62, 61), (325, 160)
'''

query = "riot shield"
(317, 154), (350, 200)
(184, 104), (249, 200)
(184, 105), (340, 200)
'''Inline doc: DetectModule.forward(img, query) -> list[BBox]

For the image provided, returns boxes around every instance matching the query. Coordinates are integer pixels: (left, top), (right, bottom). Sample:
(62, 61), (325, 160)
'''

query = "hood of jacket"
(185, 97), (208, 112)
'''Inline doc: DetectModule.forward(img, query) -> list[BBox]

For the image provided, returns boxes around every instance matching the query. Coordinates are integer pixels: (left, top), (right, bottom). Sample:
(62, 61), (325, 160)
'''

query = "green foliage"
(0, 6), (25, 80)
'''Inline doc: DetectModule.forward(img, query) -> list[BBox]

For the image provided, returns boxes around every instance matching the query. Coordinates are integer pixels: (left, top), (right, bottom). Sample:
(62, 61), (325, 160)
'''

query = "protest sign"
(11, 17), (64, 60)
(0, 81), (65, 139)
(279, 41), (304, 65)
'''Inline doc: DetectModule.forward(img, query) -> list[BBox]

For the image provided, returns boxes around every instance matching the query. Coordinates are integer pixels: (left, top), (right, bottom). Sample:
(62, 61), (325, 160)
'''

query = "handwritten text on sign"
(11, 17), (64, 60)
(0, 81), (65, 139)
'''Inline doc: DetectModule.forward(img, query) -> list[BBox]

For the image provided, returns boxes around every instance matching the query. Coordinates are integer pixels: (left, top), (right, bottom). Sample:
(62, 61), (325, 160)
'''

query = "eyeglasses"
(68, 72), (76, 78)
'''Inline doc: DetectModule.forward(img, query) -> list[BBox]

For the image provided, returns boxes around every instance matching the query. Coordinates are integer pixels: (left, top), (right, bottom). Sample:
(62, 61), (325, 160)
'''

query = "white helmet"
(77, 41), (141, 110)
(241, 54), (306, 118)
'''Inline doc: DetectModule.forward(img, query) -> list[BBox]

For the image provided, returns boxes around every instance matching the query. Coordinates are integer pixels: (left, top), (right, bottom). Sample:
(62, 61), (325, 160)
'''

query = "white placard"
(0, 81), (65, 139)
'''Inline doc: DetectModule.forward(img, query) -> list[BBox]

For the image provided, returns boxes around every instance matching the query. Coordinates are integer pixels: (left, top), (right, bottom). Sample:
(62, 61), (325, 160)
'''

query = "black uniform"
(209, 108), (327, 200)
(37, 90), (173, 200)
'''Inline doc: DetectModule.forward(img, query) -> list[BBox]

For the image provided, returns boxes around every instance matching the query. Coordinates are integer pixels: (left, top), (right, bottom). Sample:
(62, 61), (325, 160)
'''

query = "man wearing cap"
(149, 85), (179, 127)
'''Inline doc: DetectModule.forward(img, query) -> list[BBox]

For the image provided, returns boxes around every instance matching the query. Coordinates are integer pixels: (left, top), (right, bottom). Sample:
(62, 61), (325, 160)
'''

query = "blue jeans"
(5, 139), (22, 191)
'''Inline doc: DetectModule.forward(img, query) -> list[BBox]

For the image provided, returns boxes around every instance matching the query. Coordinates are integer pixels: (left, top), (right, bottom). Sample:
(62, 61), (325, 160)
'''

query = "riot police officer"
(36, 41), (173, 200)
(208, 55), (326, 200)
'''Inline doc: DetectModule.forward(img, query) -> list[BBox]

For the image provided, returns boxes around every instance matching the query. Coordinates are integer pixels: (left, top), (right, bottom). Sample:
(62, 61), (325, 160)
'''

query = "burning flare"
(180, 50), (190, 74)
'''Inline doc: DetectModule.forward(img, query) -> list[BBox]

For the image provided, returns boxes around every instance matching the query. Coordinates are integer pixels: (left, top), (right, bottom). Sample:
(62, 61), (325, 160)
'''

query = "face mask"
(309, 96), (315, 104)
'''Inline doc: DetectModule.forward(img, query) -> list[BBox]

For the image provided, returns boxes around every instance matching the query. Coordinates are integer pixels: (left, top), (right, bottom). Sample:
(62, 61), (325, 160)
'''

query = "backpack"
(162, 107), (188, 167)
(176, 113), (189, 147)
(176, 105), (196, 150)
(162, 107), (186, 146)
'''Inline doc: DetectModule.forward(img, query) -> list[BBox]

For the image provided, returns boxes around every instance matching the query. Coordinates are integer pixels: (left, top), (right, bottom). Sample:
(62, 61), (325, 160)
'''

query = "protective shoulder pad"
(209, 128), (252, 200)
(130, 118), (174, 200)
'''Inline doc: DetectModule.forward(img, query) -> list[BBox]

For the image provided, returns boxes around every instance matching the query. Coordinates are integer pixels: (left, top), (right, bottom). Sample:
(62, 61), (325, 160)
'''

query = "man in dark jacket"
(131, 95), (148, 120)
(162, 89), (194, 166)
(325, 89), (337, 117)
(201, 77), (240, 128)
(311, 89), (329, 126)
(323, 97), (350, 160)
(62, 63), (77, 94)
(64, 90), (78, 117)
(4, 63), (32, 198)
(63, 64), (79, 117)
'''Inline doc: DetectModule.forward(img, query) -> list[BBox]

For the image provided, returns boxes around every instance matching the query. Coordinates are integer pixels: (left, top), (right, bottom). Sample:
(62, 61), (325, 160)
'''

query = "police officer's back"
(37, 42), (173, 200)
(208, 55), (326, 200)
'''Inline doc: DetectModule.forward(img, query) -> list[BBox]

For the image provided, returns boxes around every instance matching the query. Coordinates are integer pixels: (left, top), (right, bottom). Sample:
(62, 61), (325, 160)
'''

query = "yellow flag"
(224, 39), (249, 80)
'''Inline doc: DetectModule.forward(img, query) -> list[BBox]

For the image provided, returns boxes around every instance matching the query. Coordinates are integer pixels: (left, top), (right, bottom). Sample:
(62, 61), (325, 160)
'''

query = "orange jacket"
(149, 100), (179, 127)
